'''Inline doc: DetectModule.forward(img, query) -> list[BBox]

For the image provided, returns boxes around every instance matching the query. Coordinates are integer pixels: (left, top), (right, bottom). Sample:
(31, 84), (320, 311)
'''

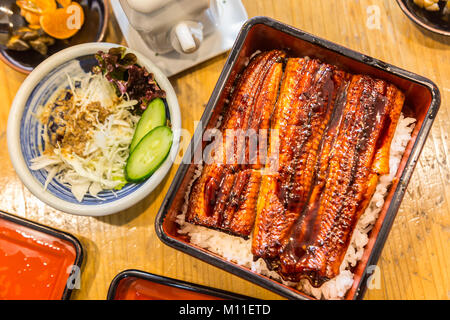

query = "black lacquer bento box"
(155, 16), (441, 300)
(107, 269), (251, 300)
(0, 210), (84, 300)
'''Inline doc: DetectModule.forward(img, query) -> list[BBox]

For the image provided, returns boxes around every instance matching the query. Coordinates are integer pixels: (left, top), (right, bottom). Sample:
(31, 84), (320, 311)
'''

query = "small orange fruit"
(40, 2), (84, 39)
(16, 0), (56, 14)
(22, 9), (41, 25)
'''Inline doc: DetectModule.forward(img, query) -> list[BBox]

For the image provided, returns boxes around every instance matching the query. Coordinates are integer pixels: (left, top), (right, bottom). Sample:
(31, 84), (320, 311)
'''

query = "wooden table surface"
(0, 0), (449, 300)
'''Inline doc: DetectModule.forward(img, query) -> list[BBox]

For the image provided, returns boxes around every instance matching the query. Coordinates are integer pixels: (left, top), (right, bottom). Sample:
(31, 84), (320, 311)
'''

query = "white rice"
(177, 114), (416, 300)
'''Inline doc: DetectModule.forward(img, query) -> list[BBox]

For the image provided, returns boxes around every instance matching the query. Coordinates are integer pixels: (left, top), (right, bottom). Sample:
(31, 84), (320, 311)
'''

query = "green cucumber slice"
(125, 126), (173, 182)
(130, 98), (167, 153)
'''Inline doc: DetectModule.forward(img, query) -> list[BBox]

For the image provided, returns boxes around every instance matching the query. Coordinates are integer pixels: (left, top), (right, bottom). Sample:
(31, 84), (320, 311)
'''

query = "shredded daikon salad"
(30, 73), (140, 202)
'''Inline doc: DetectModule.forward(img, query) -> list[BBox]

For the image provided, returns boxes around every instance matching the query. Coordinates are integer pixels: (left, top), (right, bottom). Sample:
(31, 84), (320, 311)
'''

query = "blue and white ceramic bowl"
(7, 43), (181, 216)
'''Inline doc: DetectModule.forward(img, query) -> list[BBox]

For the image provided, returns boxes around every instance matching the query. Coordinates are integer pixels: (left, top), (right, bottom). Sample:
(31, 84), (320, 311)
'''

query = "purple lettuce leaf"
(92, 47), (166, 112)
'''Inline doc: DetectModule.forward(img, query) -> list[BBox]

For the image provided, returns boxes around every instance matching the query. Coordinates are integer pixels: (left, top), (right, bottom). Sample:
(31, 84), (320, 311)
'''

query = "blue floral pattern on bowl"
(8, 43), (181, 216)
(20, 55), (145, 204)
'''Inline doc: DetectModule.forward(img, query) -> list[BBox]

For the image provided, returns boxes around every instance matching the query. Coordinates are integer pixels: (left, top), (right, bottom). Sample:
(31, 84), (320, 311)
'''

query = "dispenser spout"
(175, 22), (196, 53)
(171, 20), (203, 54)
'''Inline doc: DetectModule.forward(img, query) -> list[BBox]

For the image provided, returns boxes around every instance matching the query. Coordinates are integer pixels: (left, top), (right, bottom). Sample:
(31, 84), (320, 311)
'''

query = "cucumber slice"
(125, 126), (173, 182)
(130, 98), (167, 153)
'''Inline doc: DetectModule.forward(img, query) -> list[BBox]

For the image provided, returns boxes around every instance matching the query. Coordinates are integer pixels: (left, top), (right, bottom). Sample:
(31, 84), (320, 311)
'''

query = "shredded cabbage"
(30, 73), (140, 202)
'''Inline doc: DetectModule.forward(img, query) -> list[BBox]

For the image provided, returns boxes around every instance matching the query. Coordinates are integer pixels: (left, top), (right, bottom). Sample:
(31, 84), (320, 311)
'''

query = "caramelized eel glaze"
(185, 51), (404, 286)
(186, 50), (285, 238)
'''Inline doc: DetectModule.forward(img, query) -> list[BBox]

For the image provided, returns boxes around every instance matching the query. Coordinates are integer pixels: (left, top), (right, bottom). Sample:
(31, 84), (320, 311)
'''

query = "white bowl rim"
(7, 42), (181, 217)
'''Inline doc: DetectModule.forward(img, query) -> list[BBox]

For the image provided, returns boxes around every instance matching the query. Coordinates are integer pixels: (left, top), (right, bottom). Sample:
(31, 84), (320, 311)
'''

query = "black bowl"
(397, 0), (450, 36)
(0, 0), (108, 74)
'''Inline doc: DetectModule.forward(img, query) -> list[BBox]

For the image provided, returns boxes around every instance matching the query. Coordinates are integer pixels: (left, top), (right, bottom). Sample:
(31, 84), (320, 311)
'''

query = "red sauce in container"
(113, 277), (223, 300)
(0, 216), (78, 300)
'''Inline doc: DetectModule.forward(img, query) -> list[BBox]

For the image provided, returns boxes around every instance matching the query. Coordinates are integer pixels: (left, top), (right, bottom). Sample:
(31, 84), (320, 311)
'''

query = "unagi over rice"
(178, 50), (416, 299)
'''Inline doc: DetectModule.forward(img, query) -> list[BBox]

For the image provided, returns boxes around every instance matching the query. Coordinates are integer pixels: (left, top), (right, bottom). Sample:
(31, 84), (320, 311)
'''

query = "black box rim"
(106, 269), (253, 300)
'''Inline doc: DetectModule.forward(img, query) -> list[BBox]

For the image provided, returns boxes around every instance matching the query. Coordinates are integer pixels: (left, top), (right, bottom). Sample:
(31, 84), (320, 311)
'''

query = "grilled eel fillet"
(185, 50), (285, 238)
(251, 58), (349, 262)
(186, 50), (405, 286)
(276, 75), (405, 286)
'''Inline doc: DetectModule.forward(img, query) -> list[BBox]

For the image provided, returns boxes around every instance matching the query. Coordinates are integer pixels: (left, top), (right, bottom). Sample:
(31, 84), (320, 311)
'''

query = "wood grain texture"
(0, 0), (448, 300)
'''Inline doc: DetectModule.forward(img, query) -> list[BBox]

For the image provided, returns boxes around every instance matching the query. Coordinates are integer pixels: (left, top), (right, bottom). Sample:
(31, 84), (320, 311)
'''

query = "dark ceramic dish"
(154, 17), (441, 300)
(397, 0), (450, 36)
(0, 0), (108, 74)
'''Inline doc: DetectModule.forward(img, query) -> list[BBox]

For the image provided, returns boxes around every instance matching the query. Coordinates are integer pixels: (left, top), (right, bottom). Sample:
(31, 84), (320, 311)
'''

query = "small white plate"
(110, 0), (248, 77)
